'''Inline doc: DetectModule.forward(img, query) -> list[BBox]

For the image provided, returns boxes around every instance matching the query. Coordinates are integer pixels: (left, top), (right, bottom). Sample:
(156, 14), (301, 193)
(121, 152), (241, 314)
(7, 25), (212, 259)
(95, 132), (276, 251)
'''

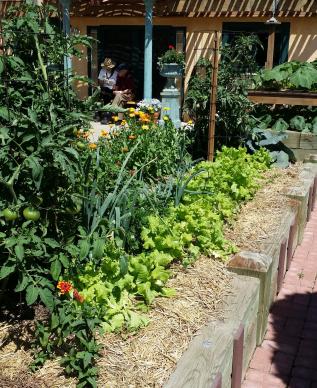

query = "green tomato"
(66, 197), (82, 215)
(2, 208), (18, 221)
(76, 141), (86, 150)
(23, 207), (40, 221)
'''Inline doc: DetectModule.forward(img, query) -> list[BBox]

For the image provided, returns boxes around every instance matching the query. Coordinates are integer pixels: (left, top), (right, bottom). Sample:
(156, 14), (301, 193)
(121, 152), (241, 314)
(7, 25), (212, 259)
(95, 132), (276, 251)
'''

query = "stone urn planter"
(159, 63), (183, 90)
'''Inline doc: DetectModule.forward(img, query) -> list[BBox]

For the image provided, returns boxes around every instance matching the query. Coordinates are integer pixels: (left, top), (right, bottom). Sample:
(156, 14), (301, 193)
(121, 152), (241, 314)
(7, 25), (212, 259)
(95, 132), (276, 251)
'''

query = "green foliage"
(185, 35), (262, 157)
(157, 45), (185, 69)
(32, 298), (102, 388)
(74, 147), (270, 334)
(246, 128), (294, 168)
(252, 104), (317, 135)
(254, 61), (317, 91)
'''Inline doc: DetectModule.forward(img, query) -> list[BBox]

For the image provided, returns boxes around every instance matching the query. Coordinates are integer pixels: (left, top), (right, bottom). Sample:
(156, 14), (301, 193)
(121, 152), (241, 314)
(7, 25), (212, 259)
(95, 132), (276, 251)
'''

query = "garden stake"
(207, 31), (220, 161)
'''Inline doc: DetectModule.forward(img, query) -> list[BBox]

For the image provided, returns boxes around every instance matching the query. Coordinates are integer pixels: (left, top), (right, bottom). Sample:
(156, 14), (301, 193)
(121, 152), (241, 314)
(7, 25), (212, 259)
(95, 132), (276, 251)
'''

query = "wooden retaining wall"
(165, 161), (317, 388)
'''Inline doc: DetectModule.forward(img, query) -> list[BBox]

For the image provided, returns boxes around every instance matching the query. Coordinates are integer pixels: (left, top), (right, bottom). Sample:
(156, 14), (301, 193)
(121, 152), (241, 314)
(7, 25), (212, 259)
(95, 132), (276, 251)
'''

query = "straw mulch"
(0, 258), (232, 388)
(0, 305), (75, 388)
(225, 164), (302, 252)
(98, 257), (232, 387)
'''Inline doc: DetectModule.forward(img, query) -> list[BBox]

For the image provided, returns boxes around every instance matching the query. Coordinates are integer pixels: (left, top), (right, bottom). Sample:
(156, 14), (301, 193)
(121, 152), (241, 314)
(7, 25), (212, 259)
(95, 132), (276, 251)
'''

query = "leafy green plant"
(246, 128), (294, 168)
(254, 61), (317, 91)
(185, 35), (262, 157)
(157, 45), (185, 70)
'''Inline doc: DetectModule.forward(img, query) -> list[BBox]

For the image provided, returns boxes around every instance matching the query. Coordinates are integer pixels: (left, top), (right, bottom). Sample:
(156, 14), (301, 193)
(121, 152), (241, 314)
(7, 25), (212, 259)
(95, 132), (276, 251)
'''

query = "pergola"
(61, 0), (166, 100)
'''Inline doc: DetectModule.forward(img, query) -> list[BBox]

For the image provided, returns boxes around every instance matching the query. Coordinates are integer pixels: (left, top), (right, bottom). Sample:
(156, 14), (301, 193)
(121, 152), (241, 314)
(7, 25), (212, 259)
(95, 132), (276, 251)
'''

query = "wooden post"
(207, 31), (220, 161)
(277, 238), (287, 294)
(266, 26), (275, 69)
(232, 324), (244, 388)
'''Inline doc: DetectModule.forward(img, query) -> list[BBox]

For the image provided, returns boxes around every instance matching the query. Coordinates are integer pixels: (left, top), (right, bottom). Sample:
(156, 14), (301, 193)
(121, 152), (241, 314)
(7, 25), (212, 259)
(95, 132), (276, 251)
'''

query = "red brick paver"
(243, 207), (317, 388)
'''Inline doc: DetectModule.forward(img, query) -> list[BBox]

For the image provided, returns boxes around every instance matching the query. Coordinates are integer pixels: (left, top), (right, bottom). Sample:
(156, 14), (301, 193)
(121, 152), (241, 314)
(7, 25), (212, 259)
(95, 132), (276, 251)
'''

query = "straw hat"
(101, 58), (116, 70)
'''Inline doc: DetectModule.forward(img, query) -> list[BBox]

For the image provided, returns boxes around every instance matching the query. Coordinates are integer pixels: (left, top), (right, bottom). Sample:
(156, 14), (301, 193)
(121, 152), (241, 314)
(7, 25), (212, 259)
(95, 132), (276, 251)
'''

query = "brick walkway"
(242, 208), (317, 388)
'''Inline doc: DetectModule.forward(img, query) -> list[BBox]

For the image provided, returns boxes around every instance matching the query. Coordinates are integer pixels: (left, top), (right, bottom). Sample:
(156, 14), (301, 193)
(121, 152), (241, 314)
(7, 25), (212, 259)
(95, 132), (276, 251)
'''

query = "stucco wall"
(71, 16), (317, 99)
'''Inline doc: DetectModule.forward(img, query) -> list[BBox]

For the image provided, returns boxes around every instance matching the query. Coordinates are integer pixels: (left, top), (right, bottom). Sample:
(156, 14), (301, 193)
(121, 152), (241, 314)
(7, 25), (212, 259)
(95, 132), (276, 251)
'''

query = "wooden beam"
(207, 31), (219, 162)
(248, 91), (317, 107)
(266, 26), (275, 69)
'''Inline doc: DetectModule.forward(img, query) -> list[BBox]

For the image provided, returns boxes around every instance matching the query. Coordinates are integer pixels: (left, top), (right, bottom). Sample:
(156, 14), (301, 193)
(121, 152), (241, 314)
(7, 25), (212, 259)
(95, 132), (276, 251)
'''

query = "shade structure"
(1, 0), (317, 18)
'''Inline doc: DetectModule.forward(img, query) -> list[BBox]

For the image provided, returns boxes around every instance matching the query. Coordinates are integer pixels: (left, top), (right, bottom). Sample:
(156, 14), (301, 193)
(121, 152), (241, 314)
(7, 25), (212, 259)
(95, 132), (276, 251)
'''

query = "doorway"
(87, 25), (186, 100)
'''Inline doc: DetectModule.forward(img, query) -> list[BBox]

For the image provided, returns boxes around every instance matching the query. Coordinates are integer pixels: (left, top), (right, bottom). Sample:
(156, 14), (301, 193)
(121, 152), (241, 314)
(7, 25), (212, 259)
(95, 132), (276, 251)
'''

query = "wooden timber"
(248, 90), (317, 106)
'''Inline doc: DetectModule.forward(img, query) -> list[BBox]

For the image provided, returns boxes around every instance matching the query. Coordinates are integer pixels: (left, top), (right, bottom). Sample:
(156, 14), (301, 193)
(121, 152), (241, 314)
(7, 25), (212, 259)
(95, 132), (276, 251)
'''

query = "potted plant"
(137, 98), (162, 121)
(158, 45), (185, 78)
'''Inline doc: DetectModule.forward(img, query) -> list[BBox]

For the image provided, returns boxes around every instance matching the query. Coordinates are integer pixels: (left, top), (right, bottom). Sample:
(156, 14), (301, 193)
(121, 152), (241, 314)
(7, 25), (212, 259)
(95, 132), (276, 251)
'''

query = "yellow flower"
(163, 107), (170, 111)
(142, 125), (149, 130)
(112, 116), (119, 122)
(163, 116), (169, 121)
(100, 130), (109, 138)
(89, 143), (97, 150)
(121, 147), (129, 153)
(188, 120), (193, 125)
(129, 107), (135, 112)
(129, 113), (135, 118)
(121, 120), (127, 125)
(127, 101), (136, 105)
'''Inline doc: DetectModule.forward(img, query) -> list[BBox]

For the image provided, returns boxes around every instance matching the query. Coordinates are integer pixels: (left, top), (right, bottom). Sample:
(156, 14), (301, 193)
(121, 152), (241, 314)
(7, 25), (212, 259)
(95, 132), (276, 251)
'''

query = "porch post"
(60, 0), (72, 77)
(144, 0), (154, 100)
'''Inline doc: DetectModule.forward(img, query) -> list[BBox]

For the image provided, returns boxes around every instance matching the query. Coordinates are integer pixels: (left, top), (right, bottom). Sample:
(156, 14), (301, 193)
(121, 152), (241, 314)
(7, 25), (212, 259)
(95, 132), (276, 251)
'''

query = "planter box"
(268, 129), (317, 161)
(247, 90), (317, 106)
(165, 163), (317, 388)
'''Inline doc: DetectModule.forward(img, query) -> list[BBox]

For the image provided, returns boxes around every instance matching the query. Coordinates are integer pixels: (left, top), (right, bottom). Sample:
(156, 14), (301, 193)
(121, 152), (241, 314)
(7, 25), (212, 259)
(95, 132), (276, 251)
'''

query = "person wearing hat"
(112, 63), (135, 115)
(95, 58), (118, 123)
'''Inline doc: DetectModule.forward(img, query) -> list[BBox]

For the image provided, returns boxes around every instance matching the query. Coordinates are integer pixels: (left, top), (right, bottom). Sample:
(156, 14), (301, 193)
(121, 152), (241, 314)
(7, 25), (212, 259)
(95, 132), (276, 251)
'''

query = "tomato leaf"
(39, 288), (54, 311)
(26, 284), (39, 305)
(0, 263), (16, 280)
(50, 259), (62, 281)
(14, 244), (25, 261)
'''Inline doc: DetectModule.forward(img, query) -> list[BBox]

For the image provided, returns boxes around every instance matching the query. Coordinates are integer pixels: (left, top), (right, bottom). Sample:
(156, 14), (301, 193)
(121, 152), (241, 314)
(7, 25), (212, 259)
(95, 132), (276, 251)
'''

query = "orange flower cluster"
(57, 280), (72, 294)
(57, 281), (85, 303)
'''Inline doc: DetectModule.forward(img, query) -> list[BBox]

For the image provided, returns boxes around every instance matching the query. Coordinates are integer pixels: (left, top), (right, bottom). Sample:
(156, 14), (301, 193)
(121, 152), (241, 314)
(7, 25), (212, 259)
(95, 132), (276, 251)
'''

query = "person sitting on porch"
(95, 57), (118, 124)
(112, 63), (135, 117)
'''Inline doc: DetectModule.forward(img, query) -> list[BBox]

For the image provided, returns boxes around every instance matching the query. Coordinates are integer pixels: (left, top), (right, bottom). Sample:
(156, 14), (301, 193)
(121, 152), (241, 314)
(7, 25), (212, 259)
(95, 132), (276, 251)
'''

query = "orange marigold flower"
(128, 135), (136, 140)
(57, 281), (72, 294)
(89, 143), (97, 150)
(100, 130), (109, 137)
(73, 289), (85, 303)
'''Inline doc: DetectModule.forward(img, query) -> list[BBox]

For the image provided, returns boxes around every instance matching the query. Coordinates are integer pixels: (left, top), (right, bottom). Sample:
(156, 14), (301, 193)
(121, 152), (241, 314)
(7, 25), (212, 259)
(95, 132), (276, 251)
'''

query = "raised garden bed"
(2, 162), (317, 387)
(166, 161), (317, 387)
(266, 129), (317, 161)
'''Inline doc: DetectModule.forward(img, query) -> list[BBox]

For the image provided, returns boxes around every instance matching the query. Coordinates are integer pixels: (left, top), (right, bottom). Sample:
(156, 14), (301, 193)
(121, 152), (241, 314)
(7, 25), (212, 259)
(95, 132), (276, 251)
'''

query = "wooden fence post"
(207, 31), (220, 161)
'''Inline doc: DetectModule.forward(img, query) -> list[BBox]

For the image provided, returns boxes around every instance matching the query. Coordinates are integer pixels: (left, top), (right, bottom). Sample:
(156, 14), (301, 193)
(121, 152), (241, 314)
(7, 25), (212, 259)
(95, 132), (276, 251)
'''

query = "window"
(222, 22), (290, 68)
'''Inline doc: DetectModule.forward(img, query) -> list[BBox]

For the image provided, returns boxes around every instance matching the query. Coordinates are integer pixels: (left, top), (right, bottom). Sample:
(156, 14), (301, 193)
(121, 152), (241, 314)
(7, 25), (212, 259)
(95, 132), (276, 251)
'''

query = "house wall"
(71, 16), (317, 99)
